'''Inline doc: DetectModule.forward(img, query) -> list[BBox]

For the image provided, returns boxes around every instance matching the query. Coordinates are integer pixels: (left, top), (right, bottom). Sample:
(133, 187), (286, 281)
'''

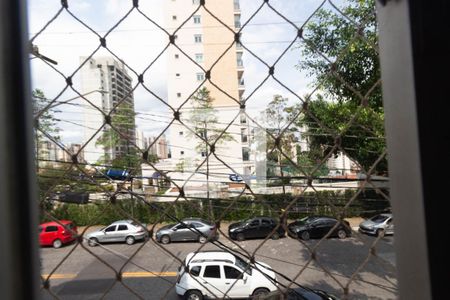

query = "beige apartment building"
(161, 0), (254, 190)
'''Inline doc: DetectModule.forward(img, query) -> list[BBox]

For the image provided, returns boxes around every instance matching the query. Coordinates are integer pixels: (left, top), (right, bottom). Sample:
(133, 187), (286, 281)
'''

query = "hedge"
(41, 189), (390, 226)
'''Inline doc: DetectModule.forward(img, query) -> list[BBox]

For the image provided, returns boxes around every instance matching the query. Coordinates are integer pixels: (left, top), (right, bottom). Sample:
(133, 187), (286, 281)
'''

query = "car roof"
(111, 220), (134, 225)
(40, 220), (73, 226)
(185, 251), (236, 264)
(181, 218), (210, 222)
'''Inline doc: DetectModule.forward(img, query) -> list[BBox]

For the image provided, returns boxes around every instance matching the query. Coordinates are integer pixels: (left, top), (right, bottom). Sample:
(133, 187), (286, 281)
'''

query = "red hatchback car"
(39, 220), (78, 248)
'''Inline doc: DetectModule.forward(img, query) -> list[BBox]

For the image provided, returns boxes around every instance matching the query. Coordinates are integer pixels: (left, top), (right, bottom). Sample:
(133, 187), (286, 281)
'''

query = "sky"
(27, 0), (347, 146)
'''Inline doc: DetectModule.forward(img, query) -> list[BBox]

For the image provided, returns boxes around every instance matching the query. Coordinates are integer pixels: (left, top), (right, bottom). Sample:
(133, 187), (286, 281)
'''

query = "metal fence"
(29, 0), (395, 299)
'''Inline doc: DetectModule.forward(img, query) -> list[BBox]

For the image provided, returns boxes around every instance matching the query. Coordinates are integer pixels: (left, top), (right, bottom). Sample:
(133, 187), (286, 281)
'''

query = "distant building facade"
(162, 0), (254, 187)
(80, 57), (136, 164)
(37, 140), (85, 169)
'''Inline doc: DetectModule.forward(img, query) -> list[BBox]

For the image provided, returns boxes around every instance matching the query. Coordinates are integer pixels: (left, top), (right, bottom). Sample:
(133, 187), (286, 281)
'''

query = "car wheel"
(125, 236), (135, 245)
(376, 229), (385, 237)
(160, 235), (171, 244)
(300, 231), (310, 241)
(185, 290), (203, 300)
(252, 288), (270, 298)
(337, 229), (347, 239)
(271, 232), (280, 240)
(198, 235), (207, 244)
(52, 239), (62, 249)
(236, 233), (245, 241)
(88, 238), (98, 247)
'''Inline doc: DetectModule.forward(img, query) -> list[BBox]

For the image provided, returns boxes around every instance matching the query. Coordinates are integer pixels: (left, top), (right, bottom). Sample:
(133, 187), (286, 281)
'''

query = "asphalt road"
(40, 228), (397, 300)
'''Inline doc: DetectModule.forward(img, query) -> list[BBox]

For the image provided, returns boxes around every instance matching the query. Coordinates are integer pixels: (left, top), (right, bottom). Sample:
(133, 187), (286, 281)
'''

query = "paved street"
(40, 225), (397, 300)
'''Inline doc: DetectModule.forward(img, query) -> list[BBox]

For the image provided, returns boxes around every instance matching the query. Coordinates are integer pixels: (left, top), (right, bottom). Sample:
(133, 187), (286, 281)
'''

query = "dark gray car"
(155, 218), (218, 244)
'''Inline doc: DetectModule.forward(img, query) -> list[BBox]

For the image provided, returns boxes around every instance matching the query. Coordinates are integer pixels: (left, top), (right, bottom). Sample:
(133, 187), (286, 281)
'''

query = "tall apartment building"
(164, 0), (252, 185)
(80, 57), (136, 164)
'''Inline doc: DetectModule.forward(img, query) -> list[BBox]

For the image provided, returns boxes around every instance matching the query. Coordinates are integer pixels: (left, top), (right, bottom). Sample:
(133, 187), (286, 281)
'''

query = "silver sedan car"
(86, 220), (148, 246)
(155, 218), (218, 244)
(359, 213), (394, 236)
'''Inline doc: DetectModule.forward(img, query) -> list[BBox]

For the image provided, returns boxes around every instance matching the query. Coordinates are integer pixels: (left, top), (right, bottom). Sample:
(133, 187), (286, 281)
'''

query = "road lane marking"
(123, 271), (177, 277)
(41, 274), (77, 279)
(41, 272), (177, 280)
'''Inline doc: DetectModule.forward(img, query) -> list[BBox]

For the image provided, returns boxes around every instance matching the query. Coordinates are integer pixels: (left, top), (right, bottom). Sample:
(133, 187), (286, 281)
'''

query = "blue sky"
(27, 0), (347, 145)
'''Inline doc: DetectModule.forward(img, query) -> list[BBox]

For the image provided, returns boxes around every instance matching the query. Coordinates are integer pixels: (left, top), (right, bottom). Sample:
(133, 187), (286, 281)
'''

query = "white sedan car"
(176, 251), (278, 300)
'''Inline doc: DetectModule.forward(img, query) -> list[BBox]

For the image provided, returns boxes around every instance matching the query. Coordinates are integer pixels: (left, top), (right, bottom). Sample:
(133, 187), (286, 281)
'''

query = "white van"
(176, 251), (278, 299)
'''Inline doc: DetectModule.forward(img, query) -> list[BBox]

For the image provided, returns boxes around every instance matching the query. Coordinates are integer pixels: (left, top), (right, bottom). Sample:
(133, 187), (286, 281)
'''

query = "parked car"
(155, 218), (218, 244)
(288, 216), (351, 241)
(359, 213), (394, 236)
(228, 217), (285, 241)
(176, 251), (277, 299)
(86, 220), (148, 246)
(39, 220), (78, 248)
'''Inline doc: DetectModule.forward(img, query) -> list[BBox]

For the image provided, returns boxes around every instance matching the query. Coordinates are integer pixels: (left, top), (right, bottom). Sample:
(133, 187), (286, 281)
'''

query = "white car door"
(222, 264), (249, 298)
(199, 264), (227, 298)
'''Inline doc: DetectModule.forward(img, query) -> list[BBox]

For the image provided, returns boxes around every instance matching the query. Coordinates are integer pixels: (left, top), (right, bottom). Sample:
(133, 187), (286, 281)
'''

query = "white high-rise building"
(163, 0), (253, 189)
(80, 57), (136, 164)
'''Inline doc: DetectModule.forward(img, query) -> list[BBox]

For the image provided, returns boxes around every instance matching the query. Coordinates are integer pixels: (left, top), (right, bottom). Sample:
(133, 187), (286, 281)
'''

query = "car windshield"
(234, 255), (252, 275)
(130, 221), (141, 227)
(296, 217), (315, 225)
(202, 219), (214, 226)
(371, 215), (389, 223)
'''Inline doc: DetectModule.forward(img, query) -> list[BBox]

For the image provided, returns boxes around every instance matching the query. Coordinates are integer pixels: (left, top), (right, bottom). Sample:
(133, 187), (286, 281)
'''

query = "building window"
(195, 53), (203, 63)
(241, 128), (248, 143)
(240, 114), (246, 124)
(237, 52), (243, 66)
(179, 131), (183, 135)
(196, 73), (205, 81)
(175, 54), (179, 59)
(176, 73), (180, 77)
(177, 93), (181, 97)
(172, 15), (177, 20)
(234, 15), (241, 28)
(194, 34), (202, 43)
(193, 0), (200, 4)
(180, 151), (184, 155)
(242, 147), (250, 161)
(193, 15), (201, 24)
(201, 151), (206, 157)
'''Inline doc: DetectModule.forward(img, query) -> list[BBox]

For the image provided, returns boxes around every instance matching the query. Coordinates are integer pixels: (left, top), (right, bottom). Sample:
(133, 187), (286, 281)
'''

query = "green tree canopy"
(96, 102), (144, 172)
(187, 87), (235, 155)
(296, 0), (386, 173)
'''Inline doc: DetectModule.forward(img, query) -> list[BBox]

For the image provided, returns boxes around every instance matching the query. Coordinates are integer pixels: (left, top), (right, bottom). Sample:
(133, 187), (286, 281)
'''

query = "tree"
(296, 0), (386, 173)
(187, 87), (235, 155)
(32, 89), (61, 171)
(262, 95), (328, 178)
(96, 102), (144, 172)
(262, 95), (298, 177)
(187, 87), (235, 218)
